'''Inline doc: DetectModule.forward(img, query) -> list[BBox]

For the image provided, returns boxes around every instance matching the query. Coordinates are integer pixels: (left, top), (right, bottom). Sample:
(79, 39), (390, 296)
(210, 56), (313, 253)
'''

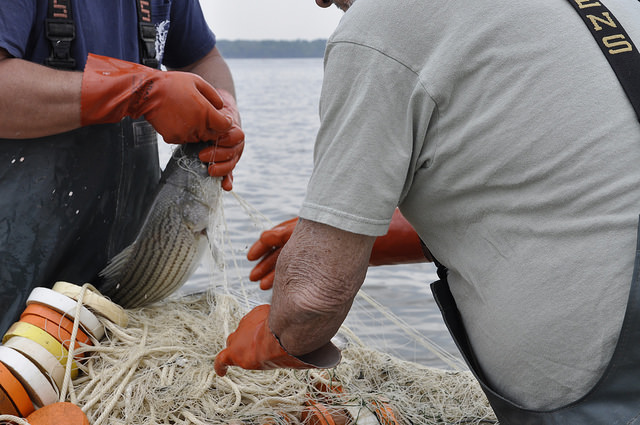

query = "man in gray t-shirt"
(215, 0), (640, 420)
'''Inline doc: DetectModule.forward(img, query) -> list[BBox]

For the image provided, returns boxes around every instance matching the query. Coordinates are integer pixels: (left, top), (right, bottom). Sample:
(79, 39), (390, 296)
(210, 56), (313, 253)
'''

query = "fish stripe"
(99, 146), (221, 309)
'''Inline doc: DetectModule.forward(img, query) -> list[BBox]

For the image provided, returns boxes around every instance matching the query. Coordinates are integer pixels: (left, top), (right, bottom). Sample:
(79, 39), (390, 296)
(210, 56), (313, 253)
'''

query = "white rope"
(58, 293), (495, 425)
(0, 415), (30, 425)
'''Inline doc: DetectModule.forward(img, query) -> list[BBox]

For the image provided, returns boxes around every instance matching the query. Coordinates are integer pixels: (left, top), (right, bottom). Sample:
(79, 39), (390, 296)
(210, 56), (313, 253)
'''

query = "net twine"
(39, 292), (496, 425)
(1, 157), (497, 424)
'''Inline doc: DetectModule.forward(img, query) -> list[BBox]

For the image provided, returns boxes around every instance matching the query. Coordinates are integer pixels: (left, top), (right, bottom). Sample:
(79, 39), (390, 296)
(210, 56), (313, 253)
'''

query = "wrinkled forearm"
(269, 219), (375, 356)
(0, 51), (82, 139)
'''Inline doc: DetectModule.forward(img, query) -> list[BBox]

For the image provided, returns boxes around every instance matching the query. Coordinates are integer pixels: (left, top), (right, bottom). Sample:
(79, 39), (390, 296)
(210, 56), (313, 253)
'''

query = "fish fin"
(99, 242), (138, 284)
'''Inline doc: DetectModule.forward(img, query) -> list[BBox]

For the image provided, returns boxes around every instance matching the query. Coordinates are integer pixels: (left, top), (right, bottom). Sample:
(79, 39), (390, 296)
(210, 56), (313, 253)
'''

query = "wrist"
(216, 88), (241, 126)
(81, 54), (156, 125)
(267, 317), (341, 369)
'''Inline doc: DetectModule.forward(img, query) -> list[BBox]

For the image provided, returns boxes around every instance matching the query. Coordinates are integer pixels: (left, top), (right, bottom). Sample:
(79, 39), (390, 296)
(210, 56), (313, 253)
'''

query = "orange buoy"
(0, 382), (20, 416)
(25, 402), (90, 425)
(0, 361), (34, 417)
(302, 400), (351, 425)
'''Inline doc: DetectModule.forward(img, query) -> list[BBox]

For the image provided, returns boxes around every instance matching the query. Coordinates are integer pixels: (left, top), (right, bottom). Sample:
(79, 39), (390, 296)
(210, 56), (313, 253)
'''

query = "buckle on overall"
(45, 19), (76, 69)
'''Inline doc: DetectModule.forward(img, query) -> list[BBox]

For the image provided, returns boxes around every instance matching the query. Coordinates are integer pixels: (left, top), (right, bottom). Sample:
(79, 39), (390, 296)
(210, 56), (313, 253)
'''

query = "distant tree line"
(216, 39), (327, 59)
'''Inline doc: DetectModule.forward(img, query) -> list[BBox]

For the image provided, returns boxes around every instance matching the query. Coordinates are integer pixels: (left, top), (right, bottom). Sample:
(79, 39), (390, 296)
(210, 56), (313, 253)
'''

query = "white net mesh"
(61, 191), (496, 425)
(1, 191), (497, 425)
(63, 293), (496, 425)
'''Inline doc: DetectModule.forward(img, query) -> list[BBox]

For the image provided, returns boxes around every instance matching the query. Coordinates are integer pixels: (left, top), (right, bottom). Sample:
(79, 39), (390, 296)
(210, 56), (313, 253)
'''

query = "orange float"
(25, 401), (90, 425)
(21, 303), (93, 348)
(19, 314), (87, 360)
(0, 382), (20, 416)
(369, 399), (401, 425)
(0, 360), (34, 417)
(302, 400), (348, 425)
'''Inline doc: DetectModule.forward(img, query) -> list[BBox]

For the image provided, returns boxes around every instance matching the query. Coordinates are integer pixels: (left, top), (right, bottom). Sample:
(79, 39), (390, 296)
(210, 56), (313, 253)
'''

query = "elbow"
(280, 263), (357, 320)
(273, 247), (367, 335)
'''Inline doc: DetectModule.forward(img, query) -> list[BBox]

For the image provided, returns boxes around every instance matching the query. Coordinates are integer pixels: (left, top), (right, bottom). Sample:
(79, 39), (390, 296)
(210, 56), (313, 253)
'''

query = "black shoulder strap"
(45, 0), (159, 70)
(135, 0), (159, 69)
(45, 0), (76, 70)
(565, 0), (640, 122)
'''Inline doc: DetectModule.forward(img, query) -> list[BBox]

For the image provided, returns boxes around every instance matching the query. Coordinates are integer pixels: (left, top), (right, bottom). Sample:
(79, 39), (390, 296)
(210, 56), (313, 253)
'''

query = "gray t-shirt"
(300, 0), (640, 410)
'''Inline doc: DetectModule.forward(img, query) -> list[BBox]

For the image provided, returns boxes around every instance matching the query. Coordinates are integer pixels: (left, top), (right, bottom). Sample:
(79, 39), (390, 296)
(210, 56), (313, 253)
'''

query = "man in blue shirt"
(0, 0), (244, 335)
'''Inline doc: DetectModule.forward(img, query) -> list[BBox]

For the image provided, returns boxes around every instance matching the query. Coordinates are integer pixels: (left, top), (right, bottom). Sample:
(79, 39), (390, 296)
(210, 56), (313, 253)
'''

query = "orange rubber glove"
(81, 53), (233, 144)
(197, 89), (245, 191)
(369, 209), (430, 266)
(248, 210), (430, 290)
(247, 217), (299, 290)
(214, 304), (340, 377)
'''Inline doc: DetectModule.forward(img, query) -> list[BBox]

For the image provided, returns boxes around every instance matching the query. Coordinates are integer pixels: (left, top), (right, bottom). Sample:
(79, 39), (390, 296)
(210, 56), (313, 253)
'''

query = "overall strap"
(45, 0), (76, 70)
(565, 0), (640, 122)
(45, 0), (159, 70)
(135, 0), (159, 69)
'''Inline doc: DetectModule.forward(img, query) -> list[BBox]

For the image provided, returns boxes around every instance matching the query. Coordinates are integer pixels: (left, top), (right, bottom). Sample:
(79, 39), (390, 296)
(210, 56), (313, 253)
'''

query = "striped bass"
(98, 142), (222, 309)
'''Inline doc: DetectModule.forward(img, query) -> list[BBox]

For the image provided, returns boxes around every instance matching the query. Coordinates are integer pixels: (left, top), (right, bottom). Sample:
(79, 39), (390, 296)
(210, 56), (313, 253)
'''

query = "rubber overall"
(0, 0), (163, 336)
(430, 217), (640, 424)
(0, 117), (160, 336)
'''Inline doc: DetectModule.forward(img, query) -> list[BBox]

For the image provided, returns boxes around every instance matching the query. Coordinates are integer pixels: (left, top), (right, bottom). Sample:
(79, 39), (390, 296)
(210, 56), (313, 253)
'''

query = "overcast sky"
(201, 1), (345, 41)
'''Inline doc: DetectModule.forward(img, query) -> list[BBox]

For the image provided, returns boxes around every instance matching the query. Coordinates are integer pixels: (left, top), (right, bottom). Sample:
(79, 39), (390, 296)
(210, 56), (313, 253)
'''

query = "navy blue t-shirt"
(0, 0), (216, 70)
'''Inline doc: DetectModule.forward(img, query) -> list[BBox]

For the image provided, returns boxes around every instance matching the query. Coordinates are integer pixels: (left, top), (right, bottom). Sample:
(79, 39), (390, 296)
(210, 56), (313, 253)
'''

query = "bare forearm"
(0, 52), (81, 139)
(270, 219), (375, 356)
(175, 46), (237, 99)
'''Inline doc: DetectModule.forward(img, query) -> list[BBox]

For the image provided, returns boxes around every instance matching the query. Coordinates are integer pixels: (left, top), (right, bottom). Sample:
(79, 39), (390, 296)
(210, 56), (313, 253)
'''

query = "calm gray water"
(160, 58), (462, 369)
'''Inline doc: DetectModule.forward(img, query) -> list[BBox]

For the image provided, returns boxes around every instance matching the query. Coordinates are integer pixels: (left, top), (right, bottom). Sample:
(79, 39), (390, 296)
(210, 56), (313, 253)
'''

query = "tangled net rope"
(40, 290), (496, 425)
(0, 171), (497, 425)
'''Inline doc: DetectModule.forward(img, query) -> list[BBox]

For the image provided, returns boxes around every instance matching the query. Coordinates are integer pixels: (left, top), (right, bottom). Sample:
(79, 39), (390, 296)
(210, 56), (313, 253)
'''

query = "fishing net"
(54, 292), (496, 425)
(0, 190), (498, 425)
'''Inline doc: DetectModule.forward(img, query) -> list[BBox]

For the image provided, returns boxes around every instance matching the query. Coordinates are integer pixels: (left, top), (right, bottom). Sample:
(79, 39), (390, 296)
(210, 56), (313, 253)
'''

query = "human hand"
(81, 54), (233, 144)
(214, 304), (340, 377)
(197, 89), (245, 191)
(247, 217), (299, 290)
(246, 211), (430, 291)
